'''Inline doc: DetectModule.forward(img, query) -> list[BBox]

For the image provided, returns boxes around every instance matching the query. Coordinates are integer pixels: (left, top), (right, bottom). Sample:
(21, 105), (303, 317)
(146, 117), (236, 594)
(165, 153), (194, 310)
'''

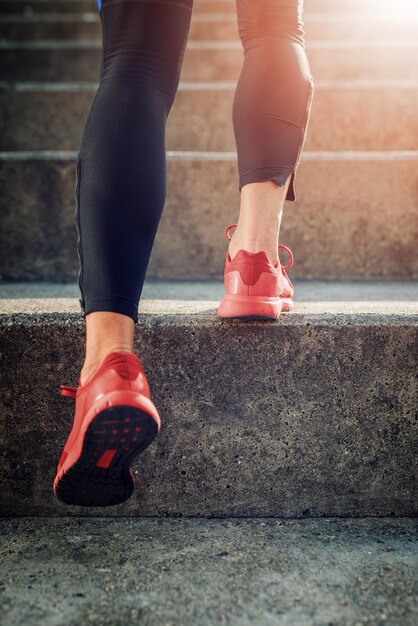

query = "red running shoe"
(53, 351), (161, 507)
(217, 223), (294, 319)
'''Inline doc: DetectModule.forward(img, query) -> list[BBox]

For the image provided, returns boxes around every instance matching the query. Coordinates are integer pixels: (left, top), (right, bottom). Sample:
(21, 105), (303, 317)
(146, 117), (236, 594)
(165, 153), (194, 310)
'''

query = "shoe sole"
(54, 405), (159, 507)
(217, 294), (293, 319)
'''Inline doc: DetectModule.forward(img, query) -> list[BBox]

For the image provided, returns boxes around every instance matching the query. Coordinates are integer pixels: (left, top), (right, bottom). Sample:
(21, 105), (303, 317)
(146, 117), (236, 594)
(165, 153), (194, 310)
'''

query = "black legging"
(76, 0), (314, 322)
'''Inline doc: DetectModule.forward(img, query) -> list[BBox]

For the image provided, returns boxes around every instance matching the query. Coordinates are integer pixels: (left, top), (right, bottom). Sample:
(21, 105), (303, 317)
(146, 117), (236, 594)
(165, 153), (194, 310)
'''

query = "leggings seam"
(240, 76), (314, 199)
(79, 11), (106, 154)
(291, 77), (315, 174)
(76, 6), (107, 312)
(75, 158), (84, 310)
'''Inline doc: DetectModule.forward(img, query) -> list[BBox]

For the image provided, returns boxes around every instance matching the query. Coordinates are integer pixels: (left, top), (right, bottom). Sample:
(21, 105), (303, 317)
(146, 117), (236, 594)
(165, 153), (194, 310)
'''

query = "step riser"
(1, 87), (417, 152)
(2, 17), (417, 42)
(1, 46), (416, 82)
(1, 319), (417, 517)
(1, 157), (417, 280)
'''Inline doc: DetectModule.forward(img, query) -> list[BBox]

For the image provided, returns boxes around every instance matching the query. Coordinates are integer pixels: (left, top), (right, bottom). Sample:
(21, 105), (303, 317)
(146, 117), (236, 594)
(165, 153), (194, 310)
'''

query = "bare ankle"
(80, 363), (99, 387)
(228, 233), (279, 265)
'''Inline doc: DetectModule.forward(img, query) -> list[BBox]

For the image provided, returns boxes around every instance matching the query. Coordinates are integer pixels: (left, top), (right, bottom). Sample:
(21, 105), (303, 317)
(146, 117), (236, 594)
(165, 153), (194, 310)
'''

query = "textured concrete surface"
(1, 156), (417, 280)
(2, 86), (417, 152)
(1, 45), (417, 82)
(0, 518), (417, 626)
(0, 281), (417, 517)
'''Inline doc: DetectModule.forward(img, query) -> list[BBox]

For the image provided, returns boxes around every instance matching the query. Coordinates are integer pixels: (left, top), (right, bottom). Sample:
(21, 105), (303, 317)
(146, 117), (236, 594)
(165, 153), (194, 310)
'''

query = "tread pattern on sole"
(55, 405), (159, 507)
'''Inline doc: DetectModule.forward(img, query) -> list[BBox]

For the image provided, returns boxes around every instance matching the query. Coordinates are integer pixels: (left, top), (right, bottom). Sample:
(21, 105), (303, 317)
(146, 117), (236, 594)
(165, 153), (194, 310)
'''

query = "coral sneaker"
(53, 351), (161, 507)
(217, 223), (294, 319)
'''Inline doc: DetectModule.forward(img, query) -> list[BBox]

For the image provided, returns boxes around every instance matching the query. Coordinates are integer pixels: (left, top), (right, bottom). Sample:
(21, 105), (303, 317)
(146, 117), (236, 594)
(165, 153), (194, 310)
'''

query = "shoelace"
(225, 223), (294, 270)
(60, 385), (78, 397)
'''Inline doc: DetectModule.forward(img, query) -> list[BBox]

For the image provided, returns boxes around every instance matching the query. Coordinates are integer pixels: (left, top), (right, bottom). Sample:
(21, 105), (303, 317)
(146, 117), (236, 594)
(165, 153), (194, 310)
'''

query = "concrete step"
(1, 80), (417, 152)
(1, 518), (417, 626)
(0, 280), (417, 517)
(1, 12), (417, 42)
(1, 151), (417, 280)
(1, 41), (417, 81)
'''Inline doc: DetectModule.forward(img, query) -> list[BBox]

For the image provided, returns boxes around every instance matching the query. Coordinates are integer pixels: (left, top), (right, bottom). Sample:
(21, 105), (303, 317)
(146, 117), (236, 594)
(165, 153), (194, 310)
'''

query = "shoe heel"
(217, 294), (283, 319)
(54, 405), (159, 507)
(280, 297), (294, 312)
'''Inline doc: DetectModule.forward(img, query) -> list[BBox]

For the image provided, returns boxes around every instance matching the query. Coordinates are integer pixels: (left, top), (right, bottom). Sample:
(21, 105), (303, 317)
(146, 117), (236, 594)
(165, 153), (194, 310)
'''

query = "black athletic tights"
(76, 0), (314, 322)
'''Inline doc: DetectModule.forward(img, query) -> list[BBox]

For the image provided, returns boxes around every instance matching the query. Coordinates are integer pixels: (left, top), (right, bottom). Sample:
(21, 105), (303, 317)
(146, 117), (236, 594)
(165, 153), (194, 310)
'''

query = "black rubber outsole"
(55, 405), (159, 507)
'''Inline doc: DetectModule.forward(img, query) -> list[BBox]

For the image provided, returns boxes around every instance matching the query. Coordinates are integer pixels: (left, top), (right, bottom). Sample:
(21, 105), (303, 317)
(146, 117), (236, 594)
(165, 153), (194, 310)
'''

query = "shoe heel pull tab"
(111, 359), (150, 396)
(278, 244), (294, 271)
(60, 385), (78, 397)
(225, 223), (237, 241)
(113, 359), (142, 382)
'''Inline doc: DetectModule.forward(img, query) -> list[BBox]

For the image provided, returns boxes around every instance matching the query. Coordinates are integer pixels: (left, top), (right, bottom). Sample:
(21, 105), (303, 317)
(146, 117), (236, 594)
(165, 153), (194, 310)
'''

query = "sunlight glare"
(370, 0), (418, 19)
